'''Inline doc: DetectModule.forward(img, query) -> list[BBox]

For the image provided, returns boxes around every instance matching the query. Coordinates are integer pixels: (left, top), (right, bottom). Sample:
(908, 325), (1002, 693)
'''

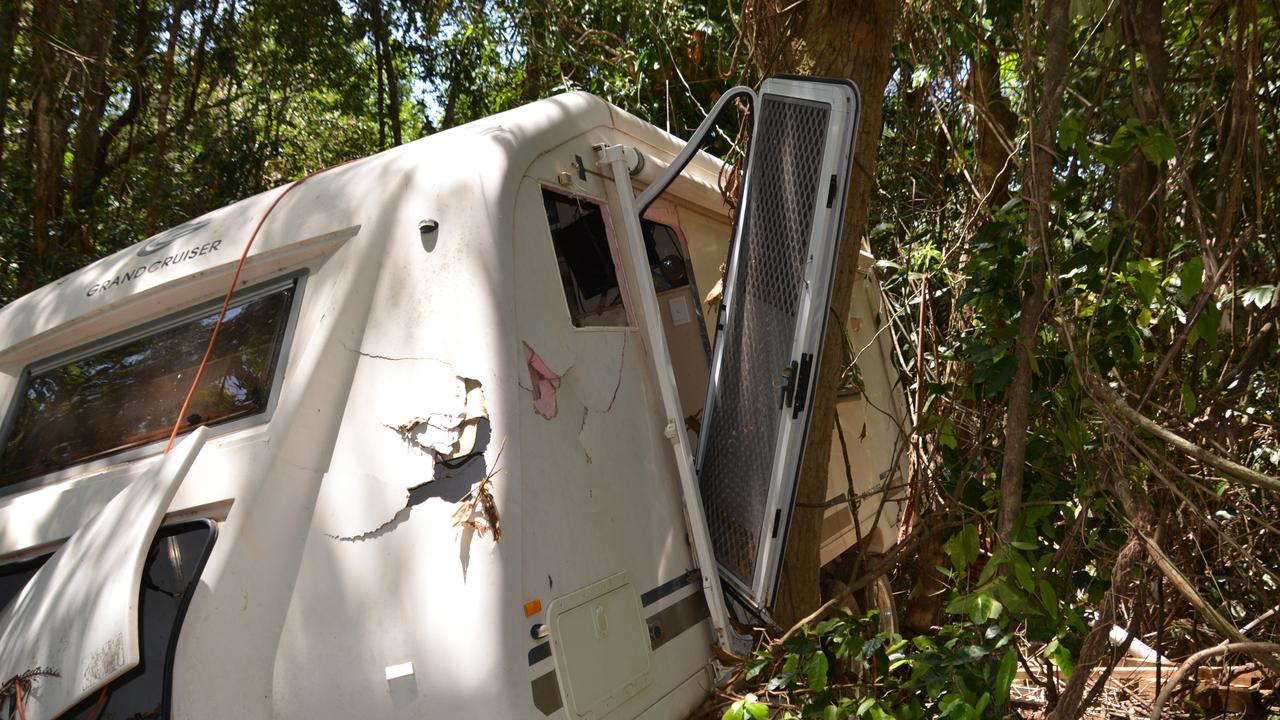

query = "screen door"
(695, 77), (861, 610)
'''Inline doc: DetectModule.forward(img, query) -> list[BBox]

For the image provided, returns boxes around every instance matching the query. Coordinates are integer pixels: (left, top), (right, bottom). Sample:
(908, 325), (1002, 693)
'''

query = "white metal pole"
(594, 143), (734, 652)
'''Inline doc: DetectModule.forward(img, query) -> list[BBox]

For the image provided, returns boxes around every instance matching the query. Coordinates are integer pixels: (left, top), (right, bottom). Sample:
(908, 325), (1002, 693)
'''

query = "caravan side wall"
(0, 94), (727, 720)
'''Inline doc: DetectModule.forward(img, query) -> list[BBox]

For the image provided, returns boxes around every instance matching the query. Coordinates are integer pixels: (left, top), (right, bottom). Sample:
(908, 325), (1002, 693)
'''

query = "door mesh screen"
(698, 95), (831, 590)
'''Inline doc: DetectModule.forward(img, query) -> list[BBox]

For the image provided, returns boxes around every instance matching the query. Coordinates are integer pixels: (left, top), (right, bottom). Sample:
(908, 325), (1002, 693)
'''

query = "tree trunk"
(89, 0), (152, 197)
(145, 0), (190, 233)
(743, 0), (902, 627)
(903, 32), (1021, 634)
(68, 0), (124, 249)
(997, 0), (1073, 547)
(972, 41), (1017, 211)
(23, 1), (72, 292)
(0, 0), (23, 166)
(368, 0), (401, 146)
(373, 14), (387, 149)
(1119, 0), (1167, 256)
(521, 38), (543, 103)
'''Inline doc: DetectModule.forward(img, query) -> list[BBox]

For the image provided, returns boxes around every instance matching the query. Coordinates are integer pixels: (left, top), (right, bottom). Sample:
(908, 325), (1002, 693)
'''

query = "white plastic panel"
(546, 572), (653, 719)
(697, 77), (861, 610)
(0, 427), (207, 720)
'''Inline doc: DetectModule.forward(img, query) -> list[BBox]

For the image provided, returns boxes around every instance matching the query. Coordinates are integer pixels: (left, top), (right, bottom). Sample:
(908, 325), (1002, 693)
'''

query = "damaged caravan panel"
(0, 80), (908, 720)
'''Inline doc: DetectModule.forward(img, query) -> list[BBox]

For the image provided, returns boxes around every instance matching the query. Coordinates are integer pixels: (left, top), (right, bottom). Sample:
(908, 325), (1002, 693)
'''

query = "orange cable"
(84, 687), (107, 720)
(14, 678), (26, 720)
(0, 166), (335, 720)
(12, 680), (107, 720)
(162, 161), (349, 454)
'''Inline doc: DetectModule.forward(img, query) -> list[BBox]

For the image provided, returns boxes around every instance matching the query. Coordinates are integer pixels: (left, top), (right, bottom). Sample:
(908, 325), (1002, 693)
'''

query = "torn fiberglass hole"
(387, 377), (488, 468)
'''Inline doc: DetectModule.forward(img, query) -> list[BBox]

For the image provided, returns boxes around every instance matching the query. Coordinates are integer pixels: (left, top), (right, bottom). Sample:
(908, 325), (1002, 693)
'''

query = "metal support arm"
(594, 143), (736, 653)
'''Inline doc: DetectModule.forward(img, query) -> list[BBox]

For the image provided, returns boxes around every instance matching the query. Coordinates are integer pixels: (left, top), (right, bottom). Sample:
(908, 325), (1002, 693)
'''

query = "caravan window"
(541, 188), (694, 328)
(0, 282), (295, 487)
(543, 189), (628, 327)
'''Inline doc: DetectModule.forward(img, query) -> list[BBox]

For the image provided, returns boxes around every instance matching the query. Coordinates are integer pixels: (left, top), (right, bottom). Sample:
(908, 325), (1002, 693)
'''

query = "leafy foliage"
(727, 610), (1023, 720)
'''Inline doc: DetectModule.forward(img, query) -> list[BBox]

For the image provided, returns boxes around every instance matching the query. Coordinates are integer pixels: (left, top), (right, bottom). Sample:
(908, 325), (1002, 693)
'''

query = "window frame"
(0, 271), (307, 494)
(540, 185), (638, 330)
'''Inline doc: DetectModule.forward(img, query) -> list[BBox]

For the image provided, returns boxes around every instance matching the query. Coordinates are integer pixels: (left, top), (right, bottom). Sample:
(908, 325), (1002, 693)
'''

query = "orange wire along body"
(8, 165), (339, 720)
(13, 681), (107, 720)
(161, 178), (304, 454)
(162, 160), (348, 454)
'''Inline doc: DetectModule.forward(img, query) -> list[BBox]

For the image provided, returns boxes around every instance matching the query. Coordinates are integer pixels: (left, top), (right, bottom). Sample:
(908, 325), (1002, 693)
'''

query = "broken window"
(0, 521), (217, 720)
(543, 189), (627, 327)
(542, 188), (696, 328)
(0, 280), (296, 487)
(640, 220), (693, 292)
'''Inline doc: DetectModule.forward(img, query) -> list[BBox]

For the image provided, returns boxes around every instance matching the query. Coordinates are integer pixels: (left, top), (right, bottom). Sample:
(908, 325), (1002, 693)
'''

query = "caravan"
(0, 78), (908, 720)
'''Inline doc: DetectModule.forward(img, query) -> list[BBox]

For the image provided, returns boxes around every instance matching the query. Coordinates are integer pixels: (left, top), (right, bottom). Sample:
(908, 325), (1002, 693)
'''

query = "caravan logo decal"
(136, 220), (208, 256)
(88, 237), (223, 297)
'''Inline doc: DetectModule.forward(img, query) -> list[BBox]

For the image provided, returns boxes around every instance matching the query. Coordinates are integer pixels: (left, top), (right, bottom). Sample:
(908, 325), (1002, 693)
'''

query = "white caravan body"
(0, 92), (906, 720)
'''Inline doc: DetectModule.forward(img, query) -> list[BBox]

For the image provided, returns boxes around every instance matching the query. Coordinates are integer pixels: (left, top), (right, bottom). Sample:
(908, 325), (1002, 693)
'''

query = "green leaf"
(1180, 383), (1197, 415)
(1131, 269), (1158, 305)
(723, 694), (770, 720)
(1058, 113), (1080, 151)
(1137, 128), (1176, 163)
(1190, 304), (1221, 348)
(1013, 557), (1035, 591)
(979, 354), (1017, 396)
(994, 647), (1018, 706)
(975, 691), (992, 715)
(992, 580), (1037, 616)
(943, 524), (981, 571)
(972, 592), (1004, 623)
(1038, 578), (1060, 621)
(937, 693), (965, 717)
(805, 651), (830, 693)
(869, 705), (894, 720)
(1242, 284), (1275, 309)
(812, 618), (839, 635)
(1045, 639), (1077, 678)
(938, 416), (958, 449)
(745, 700), (770, 720)
(1178, 257), (1204, 302)
(962, 524), (980, 566)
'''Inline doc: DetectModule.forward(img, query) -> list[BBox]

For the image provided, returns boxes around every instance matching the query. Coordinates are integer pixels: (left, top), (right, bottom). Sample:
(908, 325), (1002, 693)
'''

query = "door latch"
(792, 353), (814, 418)
(780, 360), (798, 409)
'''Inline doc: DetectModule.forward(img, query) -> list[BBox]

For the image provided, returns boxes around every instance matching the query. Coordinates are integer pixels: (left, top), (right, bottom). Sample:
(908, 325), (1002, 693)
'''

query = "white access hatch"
(546, 572), (654, 719)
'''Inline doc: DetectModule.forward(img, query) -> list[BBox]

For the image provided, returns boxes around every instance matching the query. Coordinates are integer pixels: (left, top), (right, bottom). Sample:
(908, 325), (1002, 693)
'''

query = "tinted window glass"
(543, 189), (626, 327)
(0, 284), (294, 486)
(0, 522), (217, 720)
(542, 188), (695, 328)
(641, 220), (692, 291)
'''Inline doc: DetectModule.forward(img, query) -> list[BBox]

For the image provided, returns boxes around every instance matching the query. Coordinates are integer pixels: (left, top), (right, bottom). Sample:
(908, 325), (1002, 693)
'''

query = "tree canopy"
(1, 0), (1277, 717)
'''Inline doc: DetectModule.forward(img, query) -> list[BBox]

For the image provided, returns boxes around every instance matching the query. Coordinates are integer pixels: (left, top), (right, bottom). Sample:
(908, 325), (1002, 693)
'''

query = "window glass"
(542, 188), (696, 328)
(0, 283), (295, 486)
(641, 220), (692, 292)
(0, 521), (217, 720)
(543, 189), (627, 327)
